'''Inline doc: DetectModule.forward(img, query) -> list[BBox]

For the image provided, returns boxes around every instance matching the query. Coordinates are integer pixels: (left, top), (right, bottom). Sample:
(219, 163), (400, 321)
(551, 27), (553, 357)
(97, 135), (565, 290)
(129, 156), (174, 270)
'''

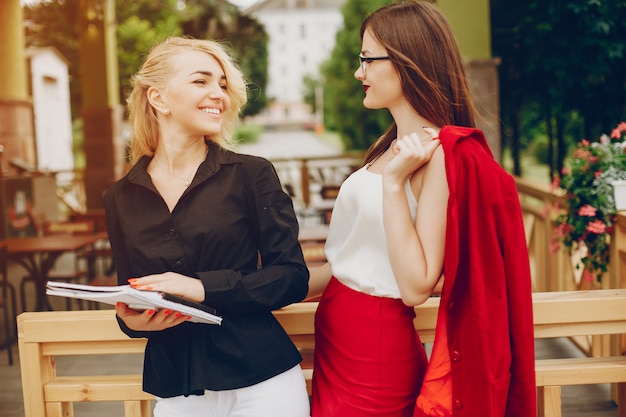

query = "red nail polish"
(147, 310), (155, 316)
(175, 312), (182, 318)
(164, 310), (172, 316)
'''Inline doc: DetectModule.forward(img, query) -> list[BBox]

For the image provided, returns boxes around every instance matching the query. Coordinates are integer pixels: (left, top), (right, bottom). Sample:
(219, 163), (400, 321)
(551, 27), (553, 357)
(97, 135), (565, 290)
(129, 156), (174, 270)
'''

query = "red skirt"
(311, 277), (428, 417)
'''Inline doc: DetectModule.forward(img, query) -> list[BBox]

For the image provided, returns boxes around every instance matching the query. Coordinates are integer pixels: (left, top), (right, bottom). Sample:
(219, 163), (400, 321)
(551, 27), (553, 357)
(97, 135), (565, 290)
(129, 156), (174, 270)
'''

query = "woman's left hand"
(128, 272), (206, 303)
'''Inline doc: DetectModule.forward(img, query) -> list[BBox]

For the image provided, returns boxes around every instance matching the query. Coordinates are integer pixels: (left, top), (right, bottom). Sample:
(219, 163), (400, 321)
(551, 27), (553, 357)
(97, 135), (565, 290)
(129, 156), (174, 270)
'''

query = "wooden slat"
(537, 386), (561, 417)
(536, 356), (626, 386)
(44, 375), (153, 402)
(124, 399), (152, 417)
(41, 340), (146, 356)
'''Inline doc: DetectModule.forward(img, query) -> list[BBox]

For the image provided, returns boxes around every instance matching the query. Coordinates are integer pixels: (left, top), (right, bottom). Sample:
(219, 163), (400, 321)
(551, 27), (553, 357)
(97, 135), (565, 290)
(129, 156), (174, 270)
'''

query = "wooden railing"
(515, 176), (624, 293)
(52, 163), (625, 296)
(269, 153), (363, 209)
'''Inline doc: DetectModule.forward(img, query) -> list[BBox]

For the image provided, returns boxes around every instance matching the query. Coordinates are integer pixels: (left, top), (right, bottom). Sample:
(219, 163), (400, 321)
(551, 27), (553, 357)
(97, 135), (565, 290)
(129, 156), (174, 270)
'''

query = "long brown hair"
(362, 0), (478, 164)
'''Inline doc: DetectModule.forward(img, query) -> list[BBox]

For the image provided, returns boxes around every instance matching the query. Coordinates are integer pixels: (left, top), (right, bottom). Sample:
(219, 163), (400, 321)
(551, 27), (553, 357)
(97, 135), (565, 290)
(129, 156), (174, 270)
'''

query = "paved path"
(236, 129), (342, 159)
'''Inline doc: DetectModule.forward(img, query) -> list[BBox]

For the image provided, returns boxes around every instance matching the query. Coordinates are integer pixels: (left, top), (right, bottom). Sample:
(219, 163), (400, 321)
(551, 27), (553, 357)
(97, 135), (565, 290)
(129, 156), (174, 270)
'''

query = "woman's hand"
(128, 272), (206, 302)
(115, 302), (191, 331)
(383, 127), (440, 182)
(115, 272), (206, 331)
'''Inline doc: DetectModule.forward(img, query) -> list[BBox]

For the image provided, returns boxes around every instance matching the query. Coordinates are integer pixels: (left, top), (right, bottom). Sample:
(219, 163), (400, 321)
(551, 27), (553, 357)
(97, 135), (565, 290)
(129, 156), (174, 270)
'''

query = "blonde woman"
(104, 37), (310, 417)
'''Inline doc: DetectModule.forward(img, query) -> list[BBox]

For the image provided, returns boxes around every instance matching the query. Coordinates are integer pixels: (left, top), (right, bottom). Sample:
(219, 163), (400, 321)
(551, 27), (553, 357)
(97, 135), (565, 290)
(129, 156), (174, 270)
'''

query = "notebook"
(46, 281), (222, 325)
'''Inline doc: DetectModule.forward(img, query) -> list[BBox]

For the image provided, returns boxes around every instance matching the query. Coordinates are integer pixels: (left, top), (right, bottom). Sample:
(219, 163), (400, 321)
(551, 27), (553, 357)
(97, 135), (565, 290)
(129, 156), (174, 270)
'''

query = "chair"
(70, 210), (116, 278)
(21, 220), (96, 311)
(62, 213), (118, 308)
(0, 245), (17, 365)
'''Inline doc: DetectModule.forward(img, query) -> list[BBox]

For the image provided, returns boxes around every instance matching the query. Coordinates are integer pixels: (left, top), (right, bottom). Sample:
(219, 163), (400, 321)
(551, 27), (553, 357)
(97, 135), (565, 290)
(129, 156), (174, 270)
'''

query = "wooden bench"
(18, 289), (626, 417)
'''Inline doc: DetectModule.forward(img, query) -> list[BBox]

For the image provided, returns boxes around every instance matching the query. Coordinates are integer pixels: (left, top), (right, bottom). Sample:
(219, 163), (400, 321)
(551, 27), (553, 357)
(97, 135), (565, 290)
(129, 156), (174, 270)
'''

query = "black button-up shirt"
(103, 142), (309, 397)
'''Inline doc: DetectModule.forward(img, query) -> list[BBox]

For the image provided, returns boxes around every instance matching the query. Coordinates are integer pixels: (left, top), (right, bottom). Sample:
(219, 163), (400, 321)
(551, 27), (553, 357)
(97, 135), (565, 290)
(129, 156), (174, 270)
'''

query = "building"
(245, 0), (346, 128)
(25, 47), (74, 173)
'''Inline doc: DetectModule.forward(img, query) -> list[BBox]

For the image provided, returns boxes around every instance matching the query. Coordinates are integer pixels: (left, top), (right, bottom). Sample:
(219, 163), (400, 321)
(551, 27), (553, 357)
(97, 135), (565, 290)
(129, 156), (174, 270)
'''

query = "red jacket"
(438, 126), (536, 416)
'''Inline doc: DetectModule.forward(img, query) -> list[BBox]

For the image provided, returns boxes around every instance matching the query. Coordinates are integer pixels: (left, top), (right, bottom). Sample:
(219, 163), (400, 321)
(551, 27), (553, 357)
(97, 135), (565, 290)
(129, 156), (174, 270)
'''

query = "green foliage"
(117, 11), (182, 105)
(233, 124), (263, 144)
(302, 74), (318, 113)
(321, 0), (394, 151)
(24, 0), (268, 119)
(181, 0), (268, 117)
(492, 0), (626, 180)
(555, 122), (626, 282)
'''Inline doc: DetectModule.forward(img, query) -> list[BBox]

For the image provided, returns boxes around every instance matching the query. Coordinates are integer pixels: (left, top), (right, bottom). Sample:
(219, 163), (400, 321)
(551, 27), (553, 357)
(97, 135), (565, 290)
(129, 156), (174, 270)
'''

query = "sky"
(230, 0), (259, 8)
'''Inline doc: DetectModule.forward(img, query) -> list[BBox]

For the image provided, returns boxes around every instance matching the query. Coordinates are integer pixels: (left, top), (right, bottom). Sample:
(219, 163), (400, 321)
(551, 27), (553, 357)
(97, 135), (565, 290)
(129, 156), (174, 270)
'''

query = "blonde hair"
(126, 36), (248, 164)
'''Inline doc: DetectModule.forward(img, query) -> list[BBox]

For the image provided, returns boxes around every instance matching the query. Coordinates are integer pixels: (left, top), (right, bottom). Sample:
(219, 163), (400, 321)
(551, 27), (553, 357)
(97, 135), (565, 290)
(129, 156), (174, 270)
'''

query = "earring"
(163, 109), (170, 115)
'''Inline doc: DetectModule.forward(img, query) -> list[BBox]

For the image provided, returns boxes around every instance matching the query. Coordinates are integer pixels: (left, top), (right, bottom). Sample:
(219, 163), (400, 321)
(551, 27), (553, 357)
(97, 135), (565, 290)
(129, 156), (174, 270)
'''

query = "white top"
(324, 165), (417, 298)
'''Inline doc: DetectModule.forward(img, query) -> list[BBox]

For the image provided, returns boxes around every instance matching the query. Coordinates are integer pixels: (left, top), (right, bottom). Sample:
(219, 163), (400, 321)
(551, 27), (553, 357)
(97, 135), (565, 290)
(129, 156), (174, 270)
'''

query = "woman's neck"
(391, 106), (437, 141)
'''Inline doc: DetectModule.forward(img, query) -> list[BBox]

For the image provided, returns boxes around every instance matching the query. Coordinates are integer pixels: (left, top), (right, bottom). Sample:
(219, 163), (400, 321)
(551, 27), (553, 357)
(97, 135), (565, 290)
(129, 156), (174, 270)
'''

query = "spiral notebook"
(46, 281), (222, 325)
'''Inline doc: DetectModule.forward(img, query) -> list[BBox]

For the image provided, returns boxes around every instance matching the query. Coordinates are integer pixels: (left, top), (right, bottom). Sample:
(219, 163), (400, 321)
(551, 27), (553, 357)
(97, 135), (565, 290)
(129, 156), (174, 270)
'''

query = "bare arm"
(305, 262), (332, 301)
(382, 133), (448, 306)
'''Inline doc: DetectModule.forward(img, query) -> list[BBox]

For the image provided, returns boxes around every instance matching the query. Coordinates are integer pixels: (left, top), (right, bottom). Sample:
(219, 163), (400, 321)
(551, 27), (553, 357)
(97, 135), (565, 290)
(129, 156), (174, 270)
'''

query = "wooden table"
(2, 233), (108, 311)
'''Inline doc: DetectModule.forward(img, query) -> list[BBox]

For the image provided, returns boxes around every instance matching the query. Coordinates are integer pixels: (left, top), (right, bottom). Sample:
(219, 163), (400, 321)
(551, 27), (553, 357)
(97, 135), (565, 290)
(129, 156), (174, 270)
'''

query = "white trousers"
(153, 365), (310, 417)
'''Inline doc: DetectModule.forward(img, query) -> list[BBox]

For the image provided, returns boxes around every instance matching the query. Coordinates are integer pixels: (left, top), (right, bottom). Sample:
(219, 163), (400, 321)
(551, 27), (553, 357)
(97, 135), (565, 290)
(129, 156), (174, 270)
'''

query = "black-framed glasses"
(358, 55), (390, 76)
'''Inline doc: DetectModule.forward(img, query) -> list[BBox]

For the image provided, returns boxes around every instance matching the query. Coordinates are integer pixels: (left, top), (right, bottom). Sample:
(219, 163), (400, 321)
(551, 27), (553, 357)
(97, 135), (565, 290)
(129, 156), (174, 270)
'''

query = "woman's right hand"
(383, 127), (440, 183)
(115, 302), (190, 331)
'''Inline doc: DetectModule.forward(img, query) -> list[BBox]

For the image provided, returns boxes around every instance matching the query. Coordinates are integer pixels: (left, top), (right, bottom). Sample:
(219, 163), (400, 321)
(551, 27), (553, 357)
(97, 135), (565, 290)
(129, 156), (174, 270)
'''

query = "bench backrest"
(19, 288), (626, 353)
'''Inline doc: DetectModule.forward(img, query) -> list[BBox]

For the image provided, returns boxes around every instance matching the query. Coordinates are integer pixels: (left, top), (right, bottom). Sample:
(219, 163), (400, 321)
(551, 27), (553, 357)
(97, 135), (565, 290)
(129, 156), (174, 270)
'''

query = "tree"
(116, 0), (182, 105)
(24, 0), (268, 118)
(181, 0), (268, 117)
(321, 0), (393, 151)
(492, 0), (626, 180)
(24, 0), (81, 117)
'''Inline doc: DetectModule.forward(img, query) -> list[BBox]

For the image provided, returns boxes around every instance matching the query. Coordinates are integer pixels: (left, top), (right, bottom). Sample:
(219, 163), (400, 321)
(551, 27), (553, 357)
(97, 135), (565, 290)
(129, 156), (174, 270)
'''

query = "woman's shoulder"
(217, 147), (272, 167)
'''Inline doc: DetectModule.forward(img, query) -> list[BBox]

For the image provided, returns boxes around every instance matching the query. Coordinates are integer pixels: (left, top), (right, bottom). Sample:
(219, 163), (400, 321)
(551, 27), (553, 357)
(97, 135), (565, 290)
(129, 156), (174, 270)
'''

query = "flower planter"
(613, 180), (626, 211)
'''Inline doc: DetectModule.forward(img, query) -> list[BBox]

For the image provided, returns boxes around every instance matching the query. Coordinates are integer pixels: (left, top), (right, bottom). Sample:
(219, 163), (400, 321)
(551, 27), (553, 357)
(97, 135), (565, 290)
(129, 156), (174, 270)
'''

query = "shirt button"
(448, 302), (455, 311)
(453, 399), (463, 410)
(174, 260), (182, 267)
(169, 228), (176, 235)
(451, 350), (462, 362)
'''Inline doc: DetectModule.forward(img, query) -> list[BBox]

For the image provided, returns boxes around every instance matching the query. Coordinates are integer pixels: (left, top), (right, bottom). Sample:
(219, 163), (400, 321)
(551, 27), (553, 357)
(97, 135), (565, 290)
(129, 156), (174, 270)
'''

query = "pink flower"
(578, 204), (597, 217)
(610, 128), (621, 139)
(581, 139), (590, 146)
(582, 269), (597, 283)
(549, 239), (561, 254)
(610, 122), (626, 139)
(550, 177), (560, 190)
(555, 222), (571, 237)
(586, 220), (606, 234)
(572, 148), (589, 159)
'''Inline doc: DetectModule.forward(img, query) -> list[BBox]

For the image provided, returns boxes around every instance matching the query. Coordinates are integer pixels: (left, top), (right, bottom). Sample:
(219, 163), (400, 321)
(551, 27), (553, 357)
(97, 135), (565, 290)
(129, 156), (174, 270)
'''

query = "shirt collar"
(127, 141), (245, 190)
